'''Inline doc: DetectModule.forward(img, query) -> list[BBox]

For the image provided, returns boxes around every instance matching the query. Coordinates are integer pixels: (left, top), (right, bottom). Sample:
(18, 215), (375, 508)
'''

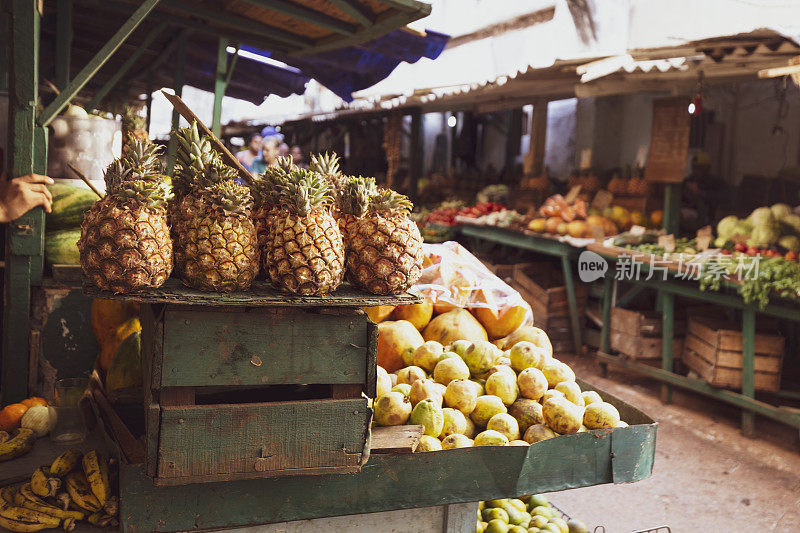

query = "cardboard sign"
(591, 190), (614, 212)
(658, 234), (676, 252)
(697, 235), (712, 251)
(629, 225), (647, 236)
(696, 225), (712, 239)
(580, 149), (593, 170)
(644, 98), (691, 183)
(635, 145), (649, 168)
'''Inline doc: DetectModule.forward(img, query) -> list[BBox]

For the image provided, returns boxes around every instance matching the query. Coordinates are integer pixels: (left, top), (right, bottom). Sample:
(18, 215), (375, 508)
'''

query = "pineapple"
(335, 175), (376, 249)
(179, 179), (259, 292)
(121, 106), (149, 150)
(78, 139), (172, 293)
(251, 156), (294, 251)
(265, 168), (345, 295)
(310, 152), (344, 190)
(347, 188), (424, 295)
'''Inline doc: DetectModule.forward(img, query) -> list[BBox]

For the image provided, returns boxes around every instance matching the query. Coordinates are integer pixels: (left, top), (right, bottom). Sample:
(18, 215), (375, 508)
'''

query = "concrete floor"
(547, 353), (800, 533)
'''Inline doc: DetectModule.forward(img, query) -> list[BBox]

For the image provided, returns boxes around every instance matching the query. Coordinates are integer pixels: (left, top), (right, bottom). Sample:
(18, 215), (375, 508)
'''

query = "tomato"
(734, 243), (747, 252)
(785, 251), (797, 261)
(746, 247), (759, 256)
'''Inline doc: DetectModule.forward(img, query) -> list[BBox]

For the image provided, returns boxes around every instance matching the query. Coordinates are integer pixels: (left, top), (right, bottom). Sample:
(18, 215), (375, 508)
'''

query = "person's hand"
(0, 174), (54, 223)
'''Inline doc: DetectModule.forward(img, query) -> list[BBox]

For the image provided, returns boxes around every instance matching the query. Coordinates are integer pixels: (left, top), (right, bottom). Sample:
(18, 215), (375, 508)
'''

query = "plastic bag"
(413, 241), (533, 325)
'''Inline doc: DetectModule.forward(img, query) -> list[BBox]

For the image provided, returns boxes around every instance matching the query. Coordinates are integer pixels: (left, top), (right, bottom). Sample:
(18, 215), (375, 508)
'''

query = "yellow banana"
(19, 484), (84, 521)
(61, 518), (75, 532)
(31, 467), (61, 498)
(49, 450), (82, 477)
(0, 504), (61, 532)
(81, 451), (110, 506)
(0, 431), (9, 444)
(1, 486), (18, 506)
(0, 429), (36, 463)
(64, 471), (101, 513)
(53, 494), (70, 512)
(87, 512), (118, 527)
(103, 495), (118, 516)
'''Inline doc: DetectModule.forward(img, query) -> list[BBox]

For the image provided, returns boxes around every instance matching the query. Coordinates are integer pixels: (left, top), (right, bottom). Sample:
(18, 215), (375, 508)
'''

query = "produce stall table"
(458, 225), (585, 352)
(82, 280), (656, 532)
(587, 242), (800, 438)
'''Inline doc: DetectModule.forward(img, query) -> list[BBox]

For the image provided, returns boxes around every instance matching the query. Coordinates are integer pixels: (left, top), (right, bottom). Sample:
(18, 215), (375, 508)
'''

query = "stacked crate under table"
(83, 279), (657, 532)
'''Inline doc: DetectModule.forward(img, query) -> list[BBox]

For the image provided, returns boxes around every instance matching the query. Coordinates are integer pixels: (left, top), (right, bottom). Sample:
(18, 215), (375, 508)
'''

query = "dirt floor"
(547, 353), (800, 533)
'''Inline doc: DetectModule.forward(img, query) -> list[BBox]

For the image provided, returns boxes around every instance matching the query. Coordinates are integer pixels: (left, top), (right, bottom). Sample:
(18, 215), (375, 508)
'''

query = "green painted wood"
(38, 0), (161, 127)
(660, 291), (674, 404)
(616, 284), (644, 308)
(87, 22), (166, 111)
(459, 225), (578, 258)
(327, 0), (373, 27)
(596, 351), (800, 428)
(741, 307), (756, 436)
(662, 183), (680, 235)
(211, 37), (228, 138)
(156, 398), (369, 484)
(374, 0), (426, 11)
(600, 275), (613, 354)
(0, 6), (9, 91)
(166, 30), (187, 173)
(117, 380), (655, 531)
(158, 308), (369, 387)
(3, 0), (41, 403)
(162, 0), (312, 48)
(145, 77), (153, 132)
(240, 0), (357, 35)
(83, 277), (421, 307)
(55, 0), (71, 89)
(560, 255), (582, 351)
(292, 9), (429, 56)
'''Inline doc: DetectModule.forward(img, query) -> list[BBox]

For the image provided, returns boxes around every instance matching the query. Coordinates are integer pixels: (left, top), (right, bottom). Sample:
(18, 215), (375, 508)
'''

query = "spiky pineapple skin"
(78, 197), (172, 293)
(347, 211), (424, 295)
(266, 207), (345, 295)
(178, 208), (258, 293)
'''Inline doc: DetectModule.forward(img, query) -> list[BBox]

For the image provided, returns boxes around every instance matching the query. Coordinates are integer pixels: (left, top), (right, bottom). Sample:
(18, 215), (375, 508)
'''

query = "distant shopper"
(251, 137), (280, 175)
(236, 133), (262, 172)
(291, 145), (306, 168)
(0, 173), (54, 222)
(277, 143), (290, 159)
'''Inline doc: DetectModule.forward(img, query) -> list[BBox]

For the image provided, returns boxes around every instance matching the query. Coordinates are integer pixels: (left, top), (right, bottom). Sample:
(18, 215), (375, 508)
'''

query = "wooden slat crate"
(141, 304), (378, 485)
(609, 307), (685, 360)
(682, 315), (784, 392)
(610, 330), (683, 361)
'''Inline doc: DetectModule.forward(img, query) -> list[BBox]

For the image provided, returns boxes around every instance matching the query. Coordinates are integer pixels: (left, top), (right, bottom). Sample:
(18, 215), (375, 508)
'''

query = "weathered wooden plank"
(688, 315), (784, 355)
(159, 307), (369, 387)
(155, 398), (370, 483)
(370, 425), (423, 454)
(682, 347), (780, 392)
(159, 387), (195, 406)
(55, 0), (72, 89)
(84, 278), (421, 307)
(685, 333), (782, 373)
(88, 370), (146, 464)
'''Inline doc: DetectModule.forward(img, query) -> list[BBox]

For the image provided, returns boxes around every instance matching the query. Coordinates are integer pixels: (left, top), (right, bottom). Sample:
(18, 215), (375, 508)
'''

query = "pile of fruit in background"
(0, 397), (56, 463)
(476, 494), (588, 533)
(365, 242), (627, 450)
(44, 184), (98, 267)
(0, 449), (119, 531)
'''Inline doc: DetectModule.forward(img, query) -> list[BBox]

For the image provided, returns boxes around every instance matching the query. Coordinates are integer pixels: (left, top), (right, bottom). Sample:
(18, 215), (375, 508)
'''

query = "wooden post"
(408, 108), (422, 201)
(4, 0), (43, 403)
(0, 6), (7, 92)
(504, 108), (522, 177)
(741, 307), (756, 437)
(55, 0), (71, 90)
(524, 98), (548, 175)
(145, 77), (153, 134)
(211, 37), (228, 137)
(663, 183), (680, 234)
(660, 291), (675, 405)
(167, 31), (187, 172)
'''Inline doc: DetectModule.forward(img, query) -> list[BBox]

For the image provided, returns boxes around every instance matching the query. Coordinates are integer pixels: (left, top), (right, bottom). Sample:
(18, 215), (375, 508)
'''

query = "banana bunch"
(0, 429), (36, 463)
(0, 449), (118, 532)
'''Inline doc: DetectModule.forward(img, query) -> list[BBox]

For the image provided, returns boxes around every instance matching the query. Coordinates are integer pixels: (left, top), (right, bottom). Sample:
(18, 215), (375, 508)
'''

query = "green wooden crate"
(92, 379), (656, 532)
(140, 303), (379, 485)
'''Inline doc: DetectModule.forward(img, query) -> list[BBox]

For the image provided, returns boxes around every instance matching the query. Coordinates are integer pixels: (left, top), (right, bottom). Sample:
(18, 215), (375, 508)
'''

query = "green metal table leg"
(599, 274), (613, 377)
(741, 307), (756, 437)
(561, 256), (582, 354)
(660, 291), (674, 404)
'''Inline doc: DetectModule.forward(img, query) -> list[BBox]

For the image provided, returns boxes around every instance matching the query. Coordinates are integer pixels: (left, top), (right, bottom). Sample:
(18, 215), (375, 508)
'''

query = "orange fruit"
(0, 403), (29, 432)
(20, 397), (47, 408)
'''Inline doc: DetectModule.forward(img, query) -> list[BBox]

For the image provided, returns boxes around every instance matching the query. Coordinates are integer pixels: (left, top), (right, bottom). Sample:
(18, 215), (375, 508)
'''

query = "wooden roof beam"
(38, 0), (161, 126)
(327, 0), (374, 27)
(239, 0), (358, 35)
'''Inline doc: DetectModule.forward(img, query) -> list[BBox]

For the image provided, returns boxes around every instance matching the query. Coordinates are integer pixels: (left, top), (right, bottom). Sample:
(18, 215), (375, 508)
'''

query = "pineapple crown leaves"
(112, 179), (171, 210)
(310, 152), (340, 177)
(252, 164), (291, 205)
(171, 121), (237, 196)
(279, 168), (333, 217)
(369, 188), (413, 214)
(201, 179), (253, 218)
(337, 175), (376, 218)
(275, 155), (295, 173)
(104, 138), (165, 193)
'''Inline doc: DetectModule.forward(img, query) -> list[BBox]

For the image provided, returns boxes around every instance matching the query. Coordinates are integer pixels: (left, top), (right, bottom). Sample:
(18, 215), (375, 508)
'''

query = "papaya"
(391, 299), (434, 330)
(105, 329), (143, 392)
(361, 306), (395, 324)
(92, 299), (139, 347)
(377, 320), (424, 373)
(475, 306), (528, 340)
(98, 317), (141, 372)
(423, 308), (488, 345)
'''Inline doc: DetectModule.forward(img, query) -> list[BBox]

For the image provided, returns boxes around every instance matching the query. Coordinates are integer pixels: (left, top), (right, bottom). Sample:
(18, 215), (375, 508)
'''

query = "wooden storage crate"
(682, 315), (785, 392)
(609, 307), (685, 361)
(141, 304), (376, 485)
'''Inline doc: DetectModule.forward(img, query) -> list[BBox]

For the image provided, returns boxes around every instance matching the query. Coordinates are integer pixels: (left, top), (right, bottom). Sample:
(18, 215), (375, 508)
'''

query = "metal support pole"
(561, 255), (583, 353)
(211, 37), (229, 138)
(741, 307), (756, 437)
(408, 108), (422, 201)
(145, 77), (153, 134)
(55, 0), (72, 89)
(598, 274), (613, 377)
(663, 183), (680, 235)
(167, 31), (187, 172)
(660, 291), (675, 404)
(3, 0), (44, 403)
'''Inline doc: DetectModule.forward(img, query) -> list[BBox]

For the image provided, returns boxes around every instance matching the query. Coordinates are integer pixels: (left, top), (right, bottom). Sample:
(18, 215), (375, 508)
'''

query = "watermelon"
(45, 228), (81, 265)
(46, 184), (98, 230)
